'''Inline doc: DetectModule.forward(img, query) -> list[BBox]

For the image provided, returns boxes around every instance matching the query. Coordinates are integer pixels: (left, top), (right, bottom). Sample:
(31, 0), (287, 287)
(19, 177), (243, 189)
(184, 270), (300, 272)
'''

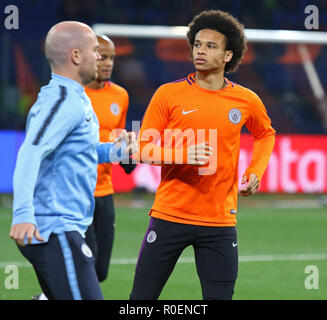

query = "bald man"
(9, 21), (137, 300)
(84, 35), (136, 283)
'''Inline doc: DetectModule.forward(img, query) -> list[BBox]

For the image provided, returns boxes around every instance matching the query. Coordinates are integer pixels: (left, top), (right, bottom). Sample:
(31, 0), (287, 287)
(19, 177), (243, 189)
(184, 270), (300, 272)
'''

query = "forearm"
(245, 133), (276, 181)
(134, 141), (188, 165)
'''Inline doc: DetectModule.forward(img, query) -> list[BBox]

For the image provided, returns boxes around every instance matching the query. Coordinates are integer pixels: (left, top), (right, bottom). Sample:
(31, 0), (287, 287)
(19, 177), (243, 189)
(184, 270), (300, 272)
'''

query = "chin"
(195, 66), (209, 72)
(99, 76), (111, 82)
(82, 71), (98, 85)
(82, 76), (94, 85)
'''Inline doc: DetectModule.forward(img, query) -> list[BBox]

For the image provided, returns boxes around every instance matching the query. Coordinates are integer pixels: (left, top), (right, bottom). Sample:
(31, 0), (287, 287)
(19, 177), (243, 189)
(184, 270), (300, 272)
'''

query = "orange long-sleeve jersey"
(85, 81), (129, 196)
(137, 73), (275, 226)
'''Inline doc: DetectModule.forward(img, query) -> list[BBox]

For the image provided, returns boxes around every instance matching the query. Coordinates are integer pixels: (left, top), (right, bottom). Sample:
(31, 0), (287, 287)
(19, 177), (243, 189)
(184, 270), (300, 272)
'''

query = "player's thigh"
(18, 240), (64, 300)
(84, 222), (98, 262)
(94, 194), (115, 227)
(135, 217), (190, 279)
(94, 196), (115, 281)
(194, 226), (238, 282)
(193, 226), (238, 300)
(130, 218), (191, 299)
(18, 234), (79, 300)
(94, 194), (115, 245)
(63, 231), (104, 300)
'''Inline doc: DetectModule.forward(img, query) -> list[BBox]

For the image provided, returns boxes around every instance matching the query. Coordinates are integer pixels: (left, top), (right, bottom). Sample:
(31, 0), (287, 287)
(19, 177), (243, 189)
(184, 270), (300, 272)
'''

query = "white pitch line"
(239, 253), (327, 262)
(1, 253), (327, 268)
(0, 261), (32, 268)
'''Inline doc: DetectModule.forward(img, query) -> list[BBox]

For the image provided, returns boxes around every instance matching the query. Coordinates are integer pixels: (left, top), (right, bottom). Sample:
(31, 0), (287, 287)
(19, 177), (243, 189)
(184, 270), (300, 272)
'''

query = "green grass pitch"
(0, 193), (326, 300)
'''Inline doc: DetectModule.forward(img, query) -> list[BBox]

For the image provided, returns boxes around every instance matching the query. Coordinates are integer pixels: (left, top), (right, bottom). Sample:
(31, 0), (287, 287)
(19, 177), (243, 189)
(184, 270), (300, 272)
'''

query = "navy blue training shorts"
(18, 231), (103, 300)
(130, 217), (238, 300)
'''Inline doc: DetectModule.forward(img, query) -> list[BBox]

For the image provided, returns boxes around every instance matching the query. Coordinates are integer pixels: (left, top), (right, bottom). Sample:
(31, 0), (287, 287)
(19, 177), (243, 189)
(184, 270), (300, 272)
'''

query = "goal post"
(92, 23), (327, 44)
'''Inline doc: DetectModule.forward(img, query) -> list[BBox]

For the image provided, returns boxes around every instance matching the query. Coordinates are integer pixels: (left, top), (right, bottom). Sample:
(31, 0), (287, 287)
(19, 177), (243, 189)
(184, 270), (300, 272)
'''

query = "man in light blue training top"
(9, 21), (137, 300)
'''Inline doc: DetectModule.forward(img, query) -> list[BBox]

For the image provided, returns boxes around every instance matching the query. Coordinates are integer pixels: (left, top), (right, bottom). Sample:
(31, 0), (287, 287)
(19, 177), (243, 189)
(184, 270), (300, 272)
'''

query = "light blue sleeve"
(12, 144), (52, 226)
(12, 90), (84, 226)
(97, 140), (128, 163)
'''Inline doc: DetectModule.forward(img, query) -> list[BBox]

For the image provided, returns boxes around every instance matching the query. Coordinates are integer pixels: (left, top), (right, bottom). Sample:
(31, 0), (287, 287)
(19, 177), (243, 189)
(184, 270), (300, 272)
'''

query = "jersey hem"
(94, 189), (114, 197)
(150, 208), (236, 227)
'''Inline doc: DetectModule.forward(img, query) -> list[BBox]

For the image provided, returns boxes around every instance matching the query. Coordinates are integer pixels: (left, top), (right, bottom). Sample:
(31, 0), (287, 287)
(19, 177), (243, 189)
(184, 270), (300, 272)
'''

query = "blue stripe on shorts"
(57, 233), (82, 300)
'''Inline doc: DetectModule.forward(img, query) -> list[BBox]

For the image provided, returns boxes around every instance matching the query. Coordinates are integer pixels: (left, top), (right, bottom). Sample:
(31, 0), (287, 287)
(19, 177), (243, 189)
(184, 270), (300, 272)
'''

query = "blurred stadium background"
(0, 0), (327, 300)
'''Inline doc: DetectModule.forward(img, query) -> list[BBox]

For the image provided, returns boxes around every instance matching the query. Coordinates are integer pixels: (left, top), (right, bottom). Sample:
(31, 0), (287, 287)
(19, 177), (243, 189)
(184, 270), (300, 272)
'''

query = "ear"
(71, 49), (81, 65)
(224, 50), (233, 63)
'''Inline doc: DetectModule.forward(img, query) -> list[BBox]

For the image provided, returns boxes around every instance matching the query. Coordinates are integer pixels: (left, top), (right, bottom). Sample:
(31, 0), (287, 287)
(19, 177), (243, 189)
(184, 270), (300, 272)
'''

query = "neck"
(195, 69), (226, 91)
(51, 67), (83, 85)
(86, 79), (106, 90)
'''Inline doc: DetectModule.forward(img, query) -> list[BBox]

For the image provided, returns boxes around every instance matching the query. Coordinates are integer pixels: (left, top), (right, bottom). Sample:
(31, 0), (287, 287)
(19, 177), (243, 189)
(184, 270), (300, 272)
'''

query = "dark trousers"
(130, 217), (238, 300)
(18, 231), (103, 300)
(85, 194), (115, 282)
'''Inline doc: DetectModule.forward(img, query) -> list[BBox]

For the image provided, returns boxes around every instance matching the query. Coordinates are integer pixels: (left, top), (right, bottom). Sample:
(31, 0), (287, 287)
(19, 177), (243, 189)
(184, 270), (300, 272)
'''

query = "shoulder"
(46, 84), (86, 122)
(155, 74), (194, 98)
(228, 80), (263, 103)
(26, 83), (86, 134)
(32, 83), (72, 114)
(41, 81), (83, 104)
(108, 81), (129, 98)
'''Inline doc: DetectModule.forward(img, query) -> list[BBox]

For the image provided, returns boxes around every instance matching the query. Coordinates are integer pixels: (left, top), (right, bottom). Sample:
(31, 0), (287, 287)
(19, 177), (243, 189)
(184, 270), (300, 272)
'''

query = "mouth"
(102, 70), (112, 74)
(195, 58), (207, 64)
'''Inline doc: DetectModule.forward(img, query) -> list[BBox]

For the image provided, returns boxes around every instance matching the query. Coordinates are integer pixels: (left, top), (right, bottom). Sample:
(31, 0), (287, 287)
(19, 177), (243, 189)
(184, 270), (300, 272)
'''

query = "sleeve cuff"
(12, 210), (37, 226)
(244, 168), (261, 182)
(97, 141), (128, 163)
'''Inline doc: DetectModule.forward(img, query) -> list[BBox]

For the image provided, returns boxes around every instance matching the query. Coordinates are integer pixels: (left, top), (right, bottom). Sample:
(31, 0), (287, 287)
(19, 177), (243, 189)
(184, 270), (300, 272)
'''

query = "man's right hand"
(113, 130), (138, 155)
(9, 223), (45, 247)
(187, 143), (213, 165)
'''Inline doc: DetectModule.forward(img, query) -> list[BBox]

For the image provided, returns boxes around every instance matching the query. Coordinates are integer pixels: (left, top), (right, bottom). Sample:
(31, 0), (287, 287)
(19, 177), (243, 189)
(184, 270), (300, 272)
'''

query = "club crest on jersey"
(228, 108), (242, 124)
(147, 231), (157, 243)
(110, 103), (120, 115)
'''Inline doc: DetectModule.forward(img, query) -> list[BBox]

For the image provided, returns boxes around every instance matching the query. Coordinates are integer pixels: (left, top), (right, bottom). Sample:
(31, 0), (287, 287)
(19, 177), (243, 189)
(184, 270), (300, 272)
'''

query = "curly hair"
(187, 10), (247, 73)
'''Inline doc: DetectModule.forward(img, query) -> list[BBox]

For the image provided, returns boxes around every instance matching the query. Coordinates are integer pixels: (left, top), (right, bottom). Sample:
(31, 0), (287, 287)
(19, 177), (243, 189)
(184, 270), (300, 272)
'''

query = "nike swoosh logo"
(232, 242), (238, 247)
(86, 116), (92, 122)
(182, 109), (198, 115)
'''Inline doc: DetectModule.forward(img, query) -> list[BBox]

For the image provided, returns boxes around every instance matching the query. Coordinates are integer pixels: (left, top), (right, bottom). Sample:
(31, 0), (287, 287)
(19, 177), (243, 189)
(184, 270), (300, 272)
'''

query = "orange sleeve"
(134, 85), (187, 165)
(244, 92), (276, 181)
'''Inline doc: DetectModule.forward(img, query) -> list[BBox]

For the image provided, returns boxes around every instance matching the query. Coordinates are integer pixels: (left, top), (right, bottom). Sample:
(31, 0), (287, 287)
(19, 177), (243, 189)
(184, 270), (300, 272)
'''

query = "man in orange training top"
(85, 35), (135, 282)
(130, 10), (275, 300)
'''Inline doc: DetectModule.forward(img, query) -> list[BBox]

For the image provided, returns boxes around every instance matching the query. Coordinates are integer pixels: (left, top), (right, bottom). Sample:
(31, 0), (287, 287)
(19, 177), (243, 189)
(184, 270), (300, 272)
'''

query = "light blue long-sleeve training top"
(12, 73), (128, 244)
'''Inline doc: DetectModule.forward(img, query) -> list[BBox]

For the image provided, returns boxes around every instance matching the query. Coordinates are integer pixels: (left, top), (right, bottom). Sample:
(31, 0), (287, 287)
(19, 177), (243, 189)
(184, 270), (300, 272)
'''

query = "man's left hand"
(239, 173), (259, 196)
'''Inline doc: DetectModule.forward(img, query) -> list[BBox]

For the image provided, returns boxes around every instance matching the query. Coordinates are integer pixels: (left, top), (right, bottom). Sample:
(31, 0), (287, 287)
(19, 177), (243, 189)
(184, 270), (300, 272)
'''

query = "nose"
(195, 44), (206, 56)
(96, 52), (101, 60)
(106, 58), (113, 67)
(197, 45), (206, 55)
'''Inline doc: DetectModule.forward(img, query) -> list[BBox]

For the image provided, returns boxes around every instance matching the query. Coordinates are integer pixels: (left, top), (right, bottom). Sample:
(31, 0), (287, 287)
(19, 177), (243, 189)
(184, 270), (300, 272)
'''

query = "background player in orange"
(85, 35), (136, 283)
(130, 10), (276, 300)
